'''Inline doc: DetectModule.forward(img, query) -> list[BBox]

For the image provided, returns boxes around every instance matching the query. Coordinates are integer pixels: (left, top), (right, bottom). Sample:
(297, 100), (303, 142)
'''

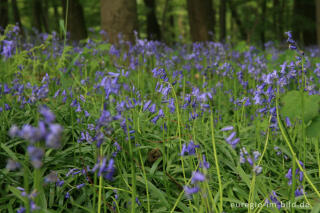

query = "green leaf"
(1, 143), (19, 161)
(136, 176), (170, 209)
(280, 91), (320, 123)
(306, 115), (320, 137)
(311, 202), (320, 213)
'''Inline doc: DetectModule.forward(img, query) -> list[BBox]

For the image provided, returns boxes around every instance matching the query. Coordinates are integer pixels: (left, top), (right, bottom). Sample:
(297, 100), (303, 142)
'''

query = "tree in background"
(0, 0), (9, 30)
(62, 0), (87, 40)
(187, 0), (214, 41)
(144, 0), (161, 40)
(219, 0), (226, 42)
(32, 0), (49, 33)
(316, 0), (320, 47)
(100, 0), (138, 43)
(260, 0), (267, 48)
(293, 0), (316, 46)
(11, 0), (23, 35)
(161, 0), (176, 43)
(228, 0), (246, 41)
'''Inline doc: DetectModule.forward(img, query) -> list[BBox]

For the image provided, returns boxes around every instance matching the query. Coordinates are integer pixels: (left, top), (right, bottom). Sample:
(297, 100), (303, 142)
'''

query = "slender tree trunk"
(32, 0), (43, 32)
(219, 0), (226, 41)
(63, 0), (87, 40)
(53, 0), (60, 32)
(294, 0), (316, 45)
(316, 0), (320, 47)
(187, 0), (214, 42)
(273, 0), (279, 39)
(168, 2), (175, 43)
(161, 0), (175, 43)
(100, 0), (138, 43)
(11, 0), (23, 35)
(144, 0), (161, 40)
(228, 1), (246, 40)
(43, 0), (49, 32)
(0, 0), (9, 30)
(260, 0), (267, 48)
(279, 0), (284, 40)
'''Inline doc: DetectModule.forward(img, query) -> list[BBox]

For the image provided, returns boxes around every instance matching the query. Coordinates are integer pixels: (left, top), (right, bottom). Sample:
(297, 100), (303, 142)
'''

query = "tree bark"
(219, 0), (226, 41)
(316, 0), (320, 47)
(52, 0), (60, 32)
(260, 0), (267, 48)
(11, 0), (24, 35)
(187, 0), (214, 42)
(0, 0), (9, 30)
(100, 0), (138, 43)
(63, 0), (87, 40)
(228, 0), (246, 40)
(32, 0), (48, 32)
(293, 0), (316, 45)
(144, 0), (161, 40)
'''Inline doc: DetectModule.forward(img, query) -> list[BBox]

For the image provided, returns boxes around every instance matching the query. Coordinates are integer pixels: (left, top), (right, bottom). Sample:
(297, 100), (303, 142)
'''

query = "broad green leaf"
(306, 115), (320, 138)
(280, 90), (320, 123)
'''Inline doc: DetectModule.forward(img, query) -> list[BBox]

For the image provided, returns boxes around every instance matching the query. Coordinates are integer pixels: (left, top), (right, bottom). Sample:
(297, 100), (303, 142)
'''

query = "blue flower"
(191, 171), (205, 184)
(184, 186), (200, 195)
(181, 141), (200, 156)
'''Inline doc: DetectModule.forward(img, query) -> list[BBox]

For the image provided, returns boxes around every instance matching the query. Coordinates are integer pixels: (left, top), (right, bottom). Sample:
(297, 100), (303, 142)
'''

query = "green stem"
(248, 115), (271, 213)
(210, 111), (223, 212)
(97, 147), (103, 213)
(275, 88), (320, 198)
(126, 116), (136, 213)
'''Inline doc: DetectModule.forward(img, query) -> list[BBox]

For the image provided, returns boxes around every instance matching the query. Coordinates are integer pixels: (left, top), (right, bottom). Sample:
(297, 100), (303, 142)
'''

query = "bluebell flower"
(184, 186), (200, 195)
(294, 186), (304, 197)
(17, 207), (26, 213)
(191, 171), (205, 184)
(76, 183), (85, 189)
(46, 124), (63, 149)
(1, 40), (15, 59)
(65, 192), (70, 199)
(105, 158), (115, 181)
(167, 98), (175, 113)
(6, 159), (20, 171)
(181, 141), (200, 156)
(143, 100), (152, 111)
(221, 126), (234, 131)
(27, 146), (44, 168)
(39, 106), (55, 123)
(285, 117), (292, 127)
(149, 104), (156, 113)
(267, 191), (281, 209)
(135, 197), (141, 206)
(199, 154), (210, 169)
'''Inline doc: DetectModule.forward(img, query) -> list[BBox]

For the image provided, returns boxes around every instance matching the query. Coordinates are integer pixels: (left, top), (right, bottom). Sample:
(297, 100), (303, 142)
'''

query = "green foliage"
(306, 115), (320, 138)
(280, 90), (320, 124)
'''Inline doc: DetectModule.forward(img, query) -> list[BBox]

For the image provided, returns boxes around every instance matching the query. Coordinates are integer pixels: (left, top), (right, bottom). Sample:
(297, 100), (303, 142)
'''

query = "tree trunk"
(219, 0), (226, 41)
(32, 0), (42, 32)
(161, 0), (175, 43)
(187, 0), (214, 42)
(11, 0), (23, 35)
(228, 0), (246, 40)
(144, 0), (161, 40)
(260, 0), (266, 48)
(0, 0), (9, 30)
(273, 0), (279, 40)
(43, 0), (49, 32)
(52, 0), (60, 32)
(293, 0), (316, 46)
(316, 0), (320, 47)
(63, 0), (87, 41)
(100, 0), (138, 43)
